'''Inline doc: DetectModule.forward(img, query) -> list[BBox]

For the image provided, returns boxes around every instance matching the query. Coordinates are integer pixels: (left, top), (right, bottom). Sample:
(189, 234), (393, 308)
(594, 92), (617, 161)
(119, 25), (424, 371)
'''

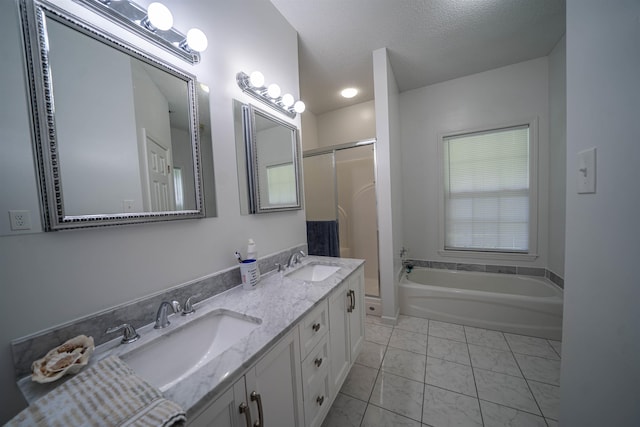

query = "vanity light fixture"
(74, 0), (208, 63)
(267, 83), (281, 99)
(183, 28), (208, 53)
(236, 71), (305, 118)
(143, 2), (173, 31)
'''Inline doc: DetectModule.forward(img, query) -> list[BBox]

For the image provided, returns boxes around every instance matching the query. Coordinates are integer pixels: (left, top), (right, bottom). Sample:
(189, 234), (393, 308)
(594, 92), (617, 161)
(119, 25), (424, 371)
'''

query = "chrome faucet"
(106, 323), (139, 344)
(287, 250), (307, 268)
(154, 300), (181, 329)
(181, 294), (200, 316)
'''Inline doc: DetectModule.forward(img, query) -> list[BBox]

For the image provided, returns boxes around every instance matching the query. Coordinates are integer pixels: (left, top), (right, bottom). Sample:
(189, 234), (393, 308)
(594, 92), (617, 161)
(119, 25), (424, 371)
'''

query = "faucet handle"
(106, 323), (140, 344)
(182, 294), (201, 315)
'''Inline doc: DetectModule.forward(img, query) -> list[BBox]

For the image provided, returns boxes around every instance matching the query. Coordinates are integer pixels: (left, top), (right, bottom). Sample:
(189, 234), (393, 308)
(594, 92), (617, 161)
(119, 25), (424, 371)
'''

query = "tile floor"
(322, 315), (561, 427)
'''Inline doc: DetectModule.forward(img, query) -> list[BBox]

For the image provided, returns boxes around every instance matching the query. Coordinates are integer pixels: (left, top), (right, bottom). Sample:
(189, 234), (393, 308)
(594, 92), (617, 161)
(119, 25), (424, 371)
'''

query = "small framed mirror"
(20, 0), (208, 230)
(237, 103), (302, 214)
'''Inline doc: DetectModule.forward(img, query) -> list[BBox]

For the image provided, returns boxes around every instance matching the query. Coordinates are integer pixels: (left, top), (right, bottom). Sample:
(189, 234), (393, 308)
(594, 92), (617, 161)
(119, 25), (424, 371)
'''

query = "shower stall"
(303, 140), (380, 299)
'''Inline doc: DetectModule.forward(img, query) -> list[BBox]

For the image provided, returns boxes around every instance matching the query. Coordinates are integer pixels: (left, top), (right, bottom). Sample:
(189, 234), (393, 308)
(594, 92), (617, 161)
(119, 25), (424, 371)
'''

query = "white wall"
(317, 100), (376, 147)
(548, 36), (566, 277)
(0, 0), (305, 422)
(400, 57), (550, 268)
(560, 1), (640, 425)
(373, 48), (402, 322)
(300, 110), (319, 150)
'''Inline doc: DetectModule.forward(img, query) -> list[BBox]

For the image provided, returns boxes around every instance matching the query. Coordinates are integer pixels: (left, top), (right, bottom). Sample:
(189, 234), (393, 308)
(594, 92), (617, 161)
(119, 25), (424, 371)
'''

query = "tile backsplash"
(405, 259), (564, 289)
(11, 244), (307, 378)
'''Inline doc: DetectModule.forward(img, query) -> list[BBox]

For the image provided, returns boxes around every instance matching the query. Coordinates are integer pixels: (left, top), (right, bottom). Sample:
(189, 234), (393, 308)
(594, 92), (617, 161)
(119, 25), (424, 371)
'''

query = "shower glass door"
(303, 143), (380, 297)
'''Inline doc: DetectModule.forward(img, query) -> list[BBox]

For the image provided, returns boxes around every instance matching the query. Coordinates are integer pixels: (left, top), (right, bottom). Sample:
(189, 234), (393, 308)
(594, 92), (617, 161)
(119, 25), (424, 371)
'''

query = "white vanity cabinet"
(189, 327), (304, 427)
(328, 266), (365, 395)
(188, 264), (365, 427)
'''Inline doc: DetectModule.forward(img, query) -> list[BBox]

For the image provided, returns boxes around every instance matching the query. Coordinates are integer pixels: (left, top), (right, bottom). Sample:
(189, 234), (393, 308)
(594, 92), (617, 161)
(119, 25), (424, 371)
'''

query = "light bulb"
(199, 83), (210, 93)
(186, 28), (208, 52)
(281, 93), (294, 107)
(293, 100), (306, 113)
(249, 71), (265, 88)
(147, 2), (173, 31)
(340, 87), (358, 98)
(267, 84), (281, 99)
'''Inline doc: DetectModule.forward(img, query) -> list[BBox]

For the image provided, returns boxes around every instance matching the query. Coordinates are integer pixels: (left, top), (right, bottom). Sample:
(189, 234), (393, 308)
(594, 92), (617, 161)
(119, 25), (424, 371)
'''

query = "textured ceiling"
(270, 0), (566, 115)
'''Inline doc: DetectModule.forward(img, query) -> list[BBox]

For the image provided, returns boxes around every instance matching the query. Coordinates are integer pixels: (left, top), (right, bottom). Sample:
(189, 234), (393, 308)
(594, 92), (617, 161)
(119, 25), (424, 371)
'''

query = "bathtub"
(398, 267), (563, 340)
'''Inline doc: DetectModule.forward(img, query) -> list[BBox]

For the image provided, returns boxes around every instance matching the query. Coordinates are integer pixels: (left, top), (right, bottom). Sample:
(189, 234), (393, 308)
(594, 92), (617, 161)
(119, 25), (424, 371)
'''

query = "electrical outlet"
(9, 210), (32, 230)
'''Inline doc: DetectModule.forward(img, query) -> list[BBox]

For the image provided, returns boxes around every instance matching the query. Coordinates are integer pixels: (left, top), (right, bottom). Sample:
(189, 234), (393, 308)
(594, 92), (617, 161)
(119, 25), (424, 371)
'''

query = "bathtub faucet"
(403, 260), (414, 274)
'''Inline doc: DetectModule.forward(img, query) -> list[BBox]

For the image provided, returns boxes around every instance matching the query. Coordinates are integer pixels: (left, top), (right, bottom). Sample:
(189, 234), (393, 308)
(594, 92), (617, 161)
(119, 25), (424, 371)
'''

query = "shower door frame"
(303, 138), (381, 298)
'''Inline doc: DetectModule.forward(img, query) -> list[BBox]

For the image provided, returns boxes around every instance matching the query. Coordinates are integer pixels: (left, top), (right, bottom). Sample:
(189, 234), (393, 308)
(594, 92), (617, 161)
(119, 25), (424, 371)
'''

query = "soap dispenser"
(247, 238), (258, 260)
(247, 238), (260, 280)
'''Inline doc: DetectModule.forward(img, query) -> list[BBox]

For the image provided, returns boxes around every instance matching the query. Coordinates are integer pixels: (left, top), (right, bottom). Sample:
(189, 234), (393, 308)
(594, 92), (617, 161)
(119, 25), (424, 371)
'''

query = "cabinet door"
(245, 327), (304, 427)
(328, 281), (350, 394)
(188, 378), (247, 427)
(348, 267), (365, 362)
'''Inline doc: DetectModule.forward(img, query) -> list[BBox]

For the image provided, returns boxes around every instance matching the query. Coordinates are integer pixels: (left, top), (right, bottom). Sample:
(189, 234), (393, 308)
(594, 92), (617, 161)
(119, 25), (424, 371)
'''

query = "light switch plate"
(577, 147), (596, 194)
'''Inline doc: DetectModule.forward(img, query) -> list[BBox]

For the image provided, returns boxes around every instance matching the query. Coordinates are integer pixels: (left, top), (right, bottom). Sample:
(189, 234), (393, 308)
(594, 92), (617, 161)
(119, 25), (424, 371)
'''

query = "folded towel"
(7, 355), (186, 427)
(306, 220), (340, 257)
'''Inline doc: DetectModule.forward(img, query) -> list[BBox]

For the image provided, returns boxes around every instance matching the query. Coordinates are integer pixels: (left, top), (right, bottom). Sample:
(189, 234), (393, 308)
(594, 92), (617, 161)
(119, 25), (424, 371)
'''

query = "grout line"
(422, 326), (429, 425)
(509, 339), (547, 419)
(464, 327), (485, 426)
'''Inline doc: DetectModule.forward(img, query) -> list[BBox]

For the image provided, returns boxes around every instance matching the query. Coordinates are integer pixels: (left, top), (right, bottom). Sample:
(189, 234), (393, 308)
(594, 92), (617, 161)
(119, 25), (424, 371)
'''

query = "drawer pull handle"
(316, 395), (325, 406)
(312, 322), (321, 332)
(251, 391), (264, 427)
(314, 357), (323, 367)
(239, 402), (252, 427)
(347, 290), (354, 313)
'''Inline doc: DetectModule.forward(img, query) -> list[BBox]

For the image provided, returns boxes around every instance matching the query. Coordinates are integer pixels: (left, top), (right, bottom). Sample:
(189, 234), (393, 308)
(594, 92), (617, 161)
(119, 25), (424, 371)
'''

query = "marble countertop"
(18, 255), (364, 417)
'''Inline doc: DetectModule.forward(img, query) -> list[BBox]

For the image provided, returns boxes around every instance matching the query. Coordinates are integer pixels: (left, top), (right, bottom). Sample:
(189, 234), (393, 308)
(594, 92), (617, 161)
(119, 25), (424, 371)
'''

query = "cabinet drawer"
(303, 364), (331, 427)
(299, 300), (329, 360)
(301, 334), (330, 392)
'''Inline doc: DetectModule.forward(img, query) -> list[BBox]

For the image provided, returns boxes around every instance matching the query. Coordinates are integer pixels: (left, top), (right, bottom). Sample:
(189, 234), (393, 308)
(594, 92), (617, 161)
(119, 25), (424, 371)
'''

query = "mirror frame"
(242, 104), (302, 214)
(20, 0), (205, 230)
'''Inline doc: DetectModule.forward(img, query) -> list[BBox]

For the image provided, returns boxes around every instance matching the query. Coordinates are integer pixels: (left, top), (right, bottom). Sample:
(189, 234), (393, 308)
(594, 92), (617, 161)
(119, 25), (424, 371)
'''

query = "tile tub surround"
(406, 259), (565, 289)
(322, 315), (562, 427)
(18, 255), (364, 417)
(11, 244), (307, 379)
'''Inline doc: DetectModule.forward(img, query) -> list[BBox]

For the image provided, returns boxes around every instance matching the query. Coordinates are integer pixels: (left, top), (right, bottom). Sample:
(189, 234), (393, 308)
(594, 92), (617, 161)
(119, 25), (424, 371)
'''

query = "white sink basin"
(121, 310), (260, 391)
(287, 263), (341, 282)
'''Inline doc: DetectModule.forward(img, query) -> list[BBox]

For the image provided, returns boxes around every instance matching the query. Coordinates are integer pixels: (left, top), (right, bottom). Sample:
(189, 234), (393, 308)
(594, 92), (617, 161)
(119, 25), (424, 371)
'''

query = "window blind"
(267, 163), (296, 204)
(443, 125), (530, 252)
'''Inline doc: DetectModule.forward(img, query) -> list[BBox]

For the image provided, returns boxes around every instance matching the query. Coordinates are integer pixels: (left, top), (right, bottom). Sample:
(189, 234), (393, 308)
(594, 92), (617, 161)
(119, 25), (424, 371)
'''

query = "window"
(173, 167), (184, 210)
(266, 163), (297, 204)
(443, 124), (532, 253)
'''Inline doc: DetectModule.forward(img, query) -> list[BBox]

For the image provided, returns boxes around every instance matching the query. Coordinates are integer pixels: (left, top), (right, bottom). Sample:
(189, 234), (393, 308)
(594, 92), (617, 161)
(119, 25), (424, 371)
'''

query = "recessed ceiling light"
(341, 88), (358, 98)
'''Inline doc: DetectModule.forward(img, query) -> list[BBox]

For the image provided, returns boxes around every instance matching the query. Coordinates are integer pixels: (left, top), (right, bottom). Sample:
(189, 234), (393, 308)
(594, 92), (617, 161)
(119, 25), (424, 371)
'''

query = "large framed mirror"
(235, 102), (302, 214)
(20, 0), (208, 230)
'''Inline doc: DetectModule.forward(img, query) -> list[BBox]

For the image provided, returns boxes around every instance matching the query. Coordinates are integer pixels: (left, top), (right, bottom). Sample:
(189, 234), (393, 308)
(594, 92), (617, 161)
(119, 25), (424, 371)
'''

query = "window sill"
(437, 250), (538, 262)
